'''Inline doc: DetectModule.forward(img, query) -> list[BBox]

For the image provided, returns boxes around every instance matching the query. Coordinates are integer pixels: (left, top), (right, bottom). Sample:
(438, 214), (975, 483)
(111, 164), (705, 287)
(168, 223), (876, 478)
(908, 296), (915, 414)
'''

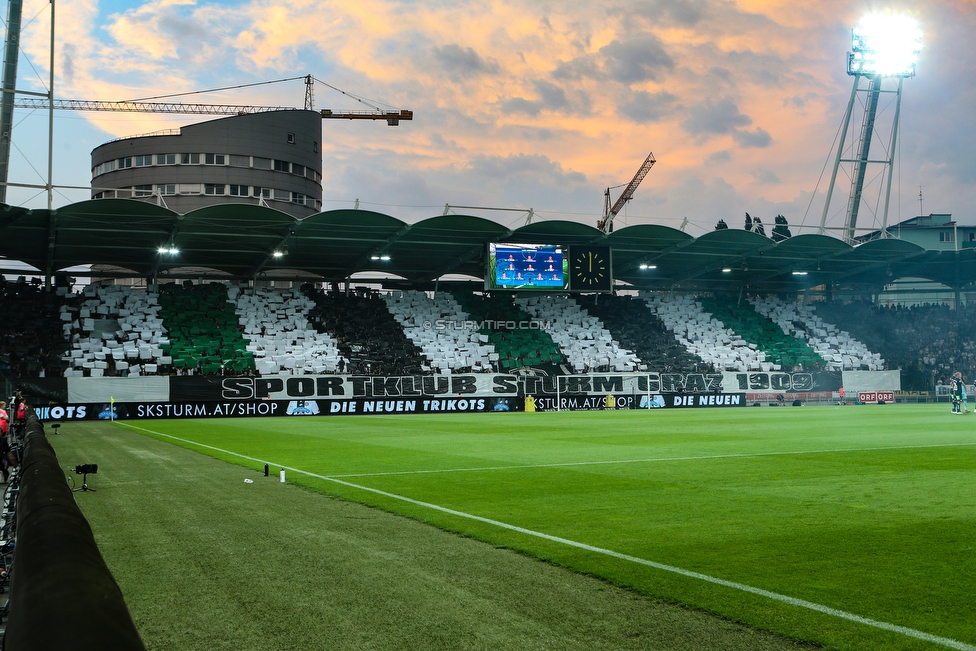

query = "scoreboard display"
(486, 243), (568, 290)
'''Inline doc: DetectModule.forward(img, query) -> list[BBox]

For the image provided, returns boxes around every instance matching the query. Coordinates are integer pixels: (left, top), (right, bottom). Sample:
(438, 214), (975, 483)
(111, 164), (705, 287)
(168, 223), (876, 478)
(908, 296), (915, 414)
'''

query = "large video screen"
(486, 243), (568, 290)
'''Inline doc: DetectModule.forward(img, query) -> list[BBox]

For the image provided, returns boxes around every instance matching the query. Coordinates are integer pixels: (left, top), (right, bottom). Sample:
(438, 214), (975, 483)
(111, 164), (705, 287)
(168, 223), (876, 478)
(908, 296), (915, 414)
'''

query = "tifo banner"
(720, 371), (841, 393)
(34, 396), (522, 421)
(36, 370), (856, 406)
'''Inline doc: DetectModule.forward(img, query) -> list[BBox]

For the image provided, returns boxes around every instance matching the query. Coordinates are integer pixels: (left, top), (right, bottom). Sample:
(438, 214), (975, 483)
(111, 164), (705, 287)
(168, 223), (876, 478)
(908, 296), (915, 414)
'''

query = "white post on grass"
(556, 377), (561, 412)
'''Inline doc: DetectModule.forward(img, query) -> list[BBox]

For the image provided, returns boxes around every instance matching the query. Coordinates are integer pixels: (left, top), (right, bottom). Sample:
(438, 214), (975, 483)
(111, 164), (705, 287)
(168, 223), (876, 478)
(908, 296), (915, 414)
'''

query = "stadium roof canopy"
(2, 199), (975, 293)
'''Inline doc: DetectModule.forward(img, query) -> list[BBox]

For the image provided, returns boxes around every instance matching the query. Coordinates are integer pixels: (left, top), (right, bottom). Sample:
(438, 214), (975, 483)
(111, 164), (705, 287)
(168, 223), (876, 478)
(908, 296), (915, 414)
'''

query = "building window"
(205, 184), (226, 195)
(941, 231), (955, 242)
(274, 188), (290, 201)
(133, 184), (153, 197)
(229, 154), (249, 167)
(157, 154), (176, 165)
(205, 153), (226, 165)
(291, 192), (305, 205)
(181, 153), (200, 164)
(134, 155), (153, 167)
(313, 141), (319, 153)
(292, 163), (305, 177)
(253, 187), (270, 198)
(229, 185), (248, 196)
(180, 183), (202, 195)
(157, 184), (176, 195)
(253, 157), (272, 170)
(273, 159), (290, 173)
(118, 157), (133, 169)
(287, 132), (296, 144)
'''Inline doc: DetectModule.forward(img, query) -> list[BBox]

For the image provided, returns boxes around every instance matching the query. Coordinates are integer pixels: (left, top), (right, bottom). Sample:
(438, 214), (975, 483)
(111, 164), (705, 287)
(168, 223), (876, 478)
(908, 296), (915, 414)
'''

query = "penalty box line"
(117, 422), (976, 651)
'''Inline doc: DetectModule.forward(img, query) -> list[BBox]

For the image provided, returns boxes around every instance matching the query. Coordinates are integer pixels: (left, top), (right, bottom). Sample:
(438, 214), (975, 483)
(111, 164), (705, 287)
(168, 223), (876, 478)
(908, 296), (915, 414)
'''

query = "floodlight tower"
(819, 13), (922, 243)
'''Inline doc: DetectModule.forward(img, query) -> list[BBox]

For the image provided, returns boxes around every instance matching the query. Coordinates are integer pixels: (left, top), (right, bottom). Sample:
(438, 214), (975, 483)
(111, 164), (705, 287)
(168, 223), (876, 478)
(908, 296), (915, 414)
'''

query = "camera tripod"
(72, 472), (96, 492)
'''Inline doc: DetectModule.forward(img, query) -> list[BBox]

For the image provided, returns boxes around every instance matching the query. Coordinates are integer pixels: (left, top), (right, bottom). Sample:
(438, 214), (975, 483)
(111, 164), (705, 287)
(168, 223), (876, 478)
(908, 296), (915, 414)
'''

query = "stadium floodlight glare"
(722, 268), (732, 273)
(792, 270), (808, 276)
(848, 13), (922, 77)
(157, 246), (178, 254)
(639, 263), (656, 270)
(272, 251), (285, 258)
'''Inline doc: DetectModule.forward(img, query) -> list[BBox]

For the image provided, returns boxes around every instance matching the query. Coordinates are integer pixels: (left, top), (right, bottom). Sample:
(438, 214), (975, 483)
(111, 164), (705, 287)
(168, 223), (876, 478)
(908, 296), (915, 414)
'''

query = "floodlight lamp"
(380, 255), (391, 261)
(848, 13), (922, 77)
(722, 268), (732, 273)
(792, 271), (808, 276)
(272, 251), (285, 258)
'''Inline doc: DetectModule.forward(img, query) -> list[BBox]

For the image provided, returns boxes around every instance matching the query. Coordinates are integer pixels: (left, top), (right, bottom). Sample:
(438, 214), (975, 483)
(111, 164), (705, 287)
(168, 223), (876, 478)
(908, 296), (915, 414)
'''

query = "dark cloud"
(467, 153), (586, 185)
(707, 150), (732, 164)
(551, 35), (673, 85)
(599, 36), (674, 83)
(618, 90), (678, 123)
(631, 0), (705, 27)
(503, 80), (591, 116)
(682, 97), (752, 136)
(733, 127), (772, 148)
(431, 44), (500, 81)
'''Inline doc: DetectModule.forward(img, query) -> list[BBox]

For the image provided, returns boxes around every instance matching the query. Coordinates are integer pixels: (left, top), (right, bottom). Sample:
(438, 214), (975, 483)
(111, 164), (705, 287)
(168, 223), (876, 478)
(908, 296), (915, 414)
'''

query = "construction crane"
(12, 75), (413, 126)
(597, 152), (656, 233)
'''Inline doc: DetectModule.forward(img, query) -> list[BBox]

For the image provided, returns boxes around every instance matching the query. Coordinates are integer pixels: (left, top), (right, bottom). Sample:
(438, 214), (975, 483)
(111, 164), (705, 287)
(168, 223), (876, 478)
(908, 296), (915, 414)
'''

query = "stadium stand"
(813, 301), (976, 390)
(643, 294), (758, 371)
(697, 296), (824, 370)
(232, 285), (345, 375)
(451, 291), (562, 372)
(0, 278), (72, 378)
(382, 290), (497, 373)
(575, 294), (704, 372)
(748, 296), (884, 371)
(304, 288), (427, 375)
(515, 295), (639, 372)
(62, 284), (171, 377)
(158, 282), (254, 375)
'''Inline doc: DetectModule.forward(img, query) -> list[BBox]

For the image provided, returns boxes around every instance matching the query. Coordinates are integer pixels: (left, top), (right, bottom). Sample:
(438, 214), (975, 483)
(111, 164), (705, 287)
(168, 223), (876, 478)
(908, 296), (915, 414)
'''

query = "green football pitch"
(51, 404), (976, 651)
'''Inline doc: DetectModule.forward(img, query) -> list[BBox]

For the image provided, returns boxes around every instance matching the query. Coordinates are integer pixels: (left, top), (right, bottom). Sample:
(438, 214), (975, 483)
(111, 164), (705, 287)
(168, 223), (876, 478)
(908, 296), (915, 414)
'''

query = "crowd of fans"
(813, 301), (976, 390)
(2, 276), (973, 389)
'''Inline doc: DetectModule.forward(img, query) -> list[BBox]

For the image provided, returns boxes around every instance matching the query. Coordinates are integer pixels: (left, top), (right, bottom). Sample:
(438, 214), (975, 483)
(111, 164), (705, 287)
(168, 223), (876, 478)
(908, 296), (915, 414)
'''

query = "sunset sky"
(7, 0), (976, 237)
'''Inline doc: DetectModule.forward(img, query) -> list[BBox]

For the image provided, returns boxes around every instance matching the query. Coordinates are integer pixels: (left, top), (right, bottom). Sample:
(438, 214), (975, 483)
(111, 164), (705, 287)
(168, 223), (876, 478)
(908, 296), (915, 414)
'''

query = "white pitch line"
(329, 440), (976, 478)
(116, 421), (976, 651)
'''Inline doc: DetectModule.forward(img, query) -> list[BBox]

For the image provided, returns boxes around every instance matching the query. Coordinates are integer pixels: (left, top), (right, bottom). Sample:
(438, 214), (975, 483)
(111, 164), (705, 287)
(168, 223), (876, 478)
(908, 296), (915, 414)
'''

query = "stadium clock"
(570, 246), (612, 291)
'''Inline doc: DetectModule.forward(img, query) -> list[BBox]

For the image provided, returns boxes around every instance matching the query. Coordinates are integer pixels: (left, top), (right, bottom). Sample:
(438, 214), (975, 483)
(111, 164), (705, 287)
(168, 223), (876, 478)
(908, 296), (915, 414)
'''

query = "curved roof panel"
(0, 200), (961, 292)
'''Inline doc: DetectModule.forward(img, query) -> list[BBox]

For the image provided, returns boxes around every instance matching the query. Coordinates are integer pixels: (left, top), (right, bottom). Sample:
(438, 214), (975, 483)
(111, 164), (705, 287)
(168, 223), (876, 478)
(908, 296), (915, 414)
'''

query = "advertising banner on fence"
(34, 396), (522, 421)
(528, 393), (747, 411)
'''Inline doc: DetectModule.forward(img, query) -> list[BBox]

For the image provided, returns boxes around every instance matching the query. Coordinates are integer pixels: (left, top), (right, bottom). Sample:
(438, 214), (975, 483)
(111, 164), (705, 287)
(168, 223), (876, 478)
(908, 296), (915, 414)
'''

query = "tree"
(744, 213), (753, 232)
(753, 216), (766, 237)
(715, 219), (728, 230)
(771, 214), (793, 242)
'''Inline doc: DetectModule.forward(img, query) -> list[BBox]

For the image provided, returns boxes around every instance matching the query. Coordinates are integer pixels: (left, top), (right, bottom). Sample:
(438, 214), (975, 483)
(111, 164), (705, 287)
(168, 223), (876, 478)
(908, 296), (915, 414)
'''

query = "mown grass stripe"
(118, 421), (976, 651)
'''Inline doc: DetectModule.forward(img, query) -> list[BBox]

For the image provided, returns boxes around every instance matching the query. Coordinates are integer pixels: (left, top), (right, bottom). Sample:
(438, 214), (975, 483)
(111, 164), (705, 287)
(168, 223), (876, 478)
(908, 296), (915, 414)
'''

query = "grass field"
(50, 404), (976, 650)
